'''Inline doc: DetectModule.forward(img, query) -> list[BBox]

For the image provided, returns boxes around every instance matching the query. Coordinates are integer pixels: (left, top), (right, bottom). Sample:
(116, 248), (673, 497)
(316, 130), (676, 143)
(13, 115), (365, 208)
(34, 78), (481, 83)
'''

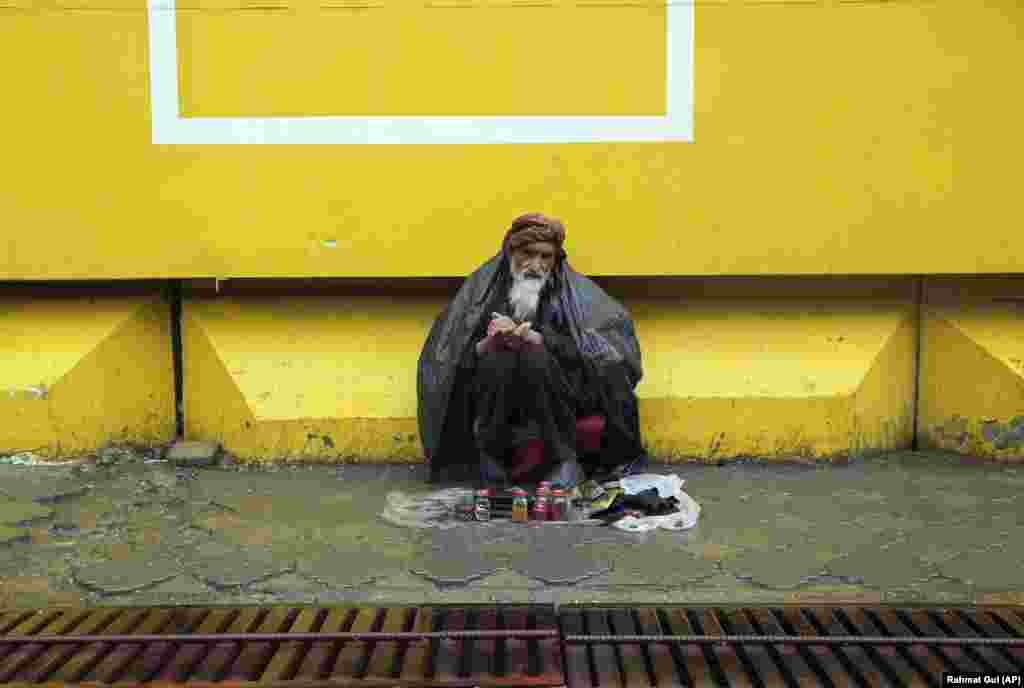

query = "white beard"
(508, 267), (549, 322)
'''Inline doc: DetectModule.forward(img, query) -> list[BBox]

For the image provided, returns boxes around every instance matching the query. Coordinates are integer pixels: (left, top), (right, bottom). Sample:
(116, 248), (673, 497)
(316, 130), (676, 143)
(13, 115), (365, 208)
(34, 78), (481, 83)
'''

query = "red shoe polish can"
(532, 486), (549, 522)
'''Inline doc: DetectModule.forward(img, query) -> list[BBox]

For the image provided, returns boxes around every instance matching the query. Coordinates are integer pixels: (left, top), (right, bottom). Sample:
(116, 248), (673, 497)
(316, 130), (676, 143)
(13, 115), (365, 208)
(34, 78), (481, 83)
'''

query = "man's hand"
(516, 322), (544, 349)
(488, 313), (516, 337)
(478, 315), (543, 355)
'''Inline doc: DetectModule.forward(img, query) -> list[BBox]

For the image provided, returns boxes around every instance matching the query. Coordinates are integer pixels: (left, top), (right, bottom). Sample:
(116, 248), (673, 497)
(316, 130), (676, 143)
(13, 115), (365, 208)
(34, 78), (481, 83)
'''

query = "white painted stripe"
(146, 0), (693, 145)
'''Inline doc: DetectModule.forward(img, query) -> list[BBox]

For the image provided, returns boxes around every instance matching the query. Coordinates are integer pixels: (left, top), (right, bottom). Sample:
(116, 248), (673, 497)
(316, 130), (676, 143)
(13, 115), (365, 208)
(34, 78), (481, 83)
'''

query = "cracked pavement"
(0, 449), (1022, 608)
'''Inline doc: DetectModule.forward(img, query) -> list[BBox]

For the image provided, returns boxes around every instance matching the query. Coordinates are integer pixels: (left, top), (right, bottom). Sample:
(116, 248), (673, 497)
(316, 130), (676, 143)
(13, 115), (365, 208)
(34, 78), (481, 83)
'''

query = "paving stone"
(0, 575), (84, 608)
(671, 572), (791, 605)
(783, 584), (884, 605)
(165, 440), (221, 466)
(469, 525), (622, 564)
(966, 511), (1022, 532)
(767, 513), (819, 535)
(423, 524), (531, 552)
(186, 539), (240, 559)
(411, 550), (500, 586)
(0, 499), (54, 526)
(134, 469), (180, 494)
(430, 588), (507, 604)
(372, 569), (435, 590)
(938, 551), (1024, 588)
(416, 525), (529, 570)
(886, 500), (963, 526)
(249, 572), (327, 595)
(827, 546), (937, 587)
(141, 573), (213, 596)
(881, 587), (932, 604)
(911, 579), (974, 605)
(803, 520), (904, 555)
(73, 554), (183, 594)
(189, 554), (294, 590)
(724, 545), (831, 588)
(3, 455), (1023, 609)
(832, 488), (890, 506)
(297, 546), (408, 587)
(0, 525), (31, 546)
(594, 549), (717, 586)
(317, 589), (374, 603)
(191, 511), (285, 546)
(472, 568), (543, 589)
(848, 512), (927, 536)
(894, 524), (993, 563)
(486, 588), (535, 604)
(510, 547), (611, 585)
(4, 479), (89, 504)
(993, 527), (1024, 553)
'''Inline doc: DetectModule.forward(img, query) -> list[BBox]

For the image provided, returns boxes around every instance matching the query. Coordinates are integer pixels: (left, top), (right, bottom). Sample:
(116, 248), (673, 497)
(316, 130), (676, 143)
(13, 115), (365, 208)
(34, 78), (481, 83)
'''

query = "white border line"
(147, 0), (693, 144)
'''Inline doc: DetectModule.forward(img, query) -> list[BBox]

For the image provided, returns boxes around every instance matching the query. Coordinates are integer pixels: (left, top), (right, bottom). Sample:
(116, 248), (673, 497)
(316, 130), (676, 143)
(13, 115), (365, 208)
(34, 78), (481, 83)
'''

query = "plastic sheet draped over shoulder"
(417, 251), (647, 473)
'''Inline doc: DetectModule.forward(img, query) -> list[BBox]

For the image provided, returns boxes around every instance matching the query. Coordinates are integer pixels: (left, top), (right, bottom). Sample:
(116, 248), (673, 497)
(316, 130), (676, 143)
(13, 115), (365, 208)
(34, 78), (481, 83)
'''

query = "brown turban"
(503, 212), (567, 255)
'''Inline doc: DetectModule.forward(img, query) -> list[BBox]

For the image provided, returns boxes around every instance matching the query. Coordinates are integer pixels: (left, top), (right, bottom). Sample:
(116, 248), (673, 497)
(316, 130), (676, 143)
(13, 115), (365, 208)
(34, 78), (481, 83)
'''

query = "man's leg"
(472, 350), (522, 484)
(518, 347), (582, 485)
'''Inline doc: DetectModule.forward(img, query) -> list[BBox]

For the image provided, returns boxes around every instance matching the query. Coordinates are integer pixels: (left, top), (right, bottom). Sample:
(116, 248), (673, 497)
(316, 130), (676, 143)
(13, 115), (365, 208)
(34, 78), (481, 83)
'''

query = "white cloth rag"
(379, 488), (473, 529)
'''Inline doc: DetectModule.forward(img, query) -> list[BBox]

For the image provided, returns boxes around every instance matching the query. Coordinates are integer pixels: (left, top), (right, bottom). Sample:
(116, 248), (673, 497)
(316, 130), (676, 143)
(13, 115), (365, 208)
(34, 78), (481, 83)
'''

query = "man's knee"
(519, 346), (551, 375)
(477, 349), (519, 380)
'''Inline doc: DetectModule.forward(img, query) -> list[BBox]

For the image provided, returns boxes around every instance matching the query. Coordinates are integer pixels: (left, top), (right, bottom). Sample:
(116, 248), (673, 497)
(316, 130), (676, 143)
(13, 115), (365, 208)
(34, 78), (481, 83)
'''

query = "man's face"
(510, 241), (557, 280)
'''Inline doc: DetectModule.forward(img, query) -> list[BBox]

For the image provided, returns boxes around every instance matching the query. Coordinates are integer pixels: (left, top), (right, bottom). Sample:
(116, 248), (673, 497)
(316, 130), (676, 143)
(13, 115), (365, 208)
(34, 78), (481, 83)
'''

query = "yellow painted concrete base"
(183, 278), (918, 464)
(919, 277), (1024, 461)
(5, 277), (1019, 465)
(0, 286), (176, 459)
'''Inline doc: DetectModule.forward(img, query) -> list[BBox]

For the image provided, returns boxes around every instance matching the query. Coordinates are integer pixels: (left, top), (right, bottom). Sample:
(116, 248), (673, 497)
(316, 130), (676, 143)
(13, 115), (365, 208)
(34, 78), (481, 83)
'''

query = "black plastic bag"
(417, 251), (648, 482)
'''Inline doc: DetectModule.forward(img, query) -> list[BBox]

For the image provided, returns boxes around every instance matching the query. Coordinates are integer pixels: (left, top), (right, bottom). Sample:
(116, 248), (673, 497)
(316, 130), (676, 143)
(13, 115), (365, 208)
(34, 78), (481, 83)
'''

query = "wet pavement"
(0, 449), (1022, 610)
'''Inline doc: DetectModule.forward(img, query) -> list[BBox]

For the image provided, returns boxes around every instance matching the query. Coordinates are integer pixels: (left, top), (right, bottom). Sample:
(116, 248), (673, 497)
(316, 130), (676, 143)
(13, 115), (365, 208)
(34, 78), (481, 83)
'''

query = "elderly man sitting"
(418, 213), (648, 487)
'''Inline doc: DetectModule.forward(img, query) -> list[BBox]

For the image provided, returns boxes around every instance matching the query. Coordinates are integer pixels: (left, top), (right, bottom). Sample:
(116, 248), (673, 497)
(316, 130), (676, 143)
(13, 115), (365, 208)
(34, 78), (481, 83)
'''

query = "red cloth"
(509, 439), (545, 479)
(576, 414), (606, 453)
(508, 415), (605, 478)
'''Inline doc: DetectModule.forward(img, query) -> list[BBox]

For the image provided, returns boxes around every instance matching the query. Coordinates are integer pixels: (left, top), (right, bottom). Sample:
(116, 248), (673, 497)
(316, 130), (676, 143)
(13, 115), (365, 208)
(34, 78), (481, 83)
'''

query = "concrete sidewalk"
(0, 450), (1021, 609)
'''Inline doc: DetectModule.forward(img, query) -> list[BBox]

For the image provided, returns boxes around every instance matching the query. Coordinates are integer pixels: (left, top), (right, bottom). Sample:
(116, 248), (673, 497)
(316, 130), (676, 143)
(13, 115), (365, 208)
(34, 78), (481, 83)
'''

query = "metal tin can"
(531, 494), (548, 521)
(474, 488), (492, 522)
(533, 482), (550, 522)
(510, 488), (529, 523)
(549, 488), (567, 521)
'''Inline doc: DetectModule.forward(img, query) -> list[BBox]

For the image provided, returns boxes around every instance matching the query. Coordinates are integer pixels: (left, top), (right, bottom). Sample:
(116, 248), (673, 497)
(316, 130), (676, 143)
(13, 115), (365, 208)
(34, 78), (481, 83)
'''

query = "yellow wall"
(2, 1), (1021, 278)
(0, 286), (176, 457)
(918, 277), (1024, 460)
(181, 277), (920, 463)
(3, 276), (1020, 464)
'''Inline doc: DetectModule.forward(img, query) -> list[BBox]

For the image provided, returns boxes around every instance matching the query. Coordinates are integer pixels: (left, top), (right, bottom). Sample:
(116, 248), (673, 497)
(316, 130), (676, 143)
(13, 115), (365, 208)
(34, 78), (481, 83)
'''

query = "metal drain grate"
(1, 604), (1022, 686)
(0, 605), (561, 687)
(559, 606), (1024, 688)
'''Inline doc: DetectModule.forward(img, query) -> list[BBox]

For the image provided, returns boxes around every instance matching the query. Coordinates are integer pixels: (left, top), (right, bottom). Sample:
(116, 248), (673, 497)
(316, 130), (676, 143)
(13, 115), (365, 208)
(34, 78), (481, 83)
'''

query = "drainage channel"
(0, 605), (1022, 687)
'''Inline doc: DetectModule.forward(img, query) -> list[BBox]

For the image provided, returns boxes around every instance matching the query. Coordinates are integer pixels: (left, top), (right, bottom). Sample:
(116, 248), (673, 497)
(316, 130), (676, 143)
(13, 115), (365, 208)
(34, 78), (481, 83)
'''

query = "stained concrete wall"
(3, 276), (1021, 464)
(918, 277), (1024, 460)
(0, 284), (176, 458)
(178, 277), (922, 464)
